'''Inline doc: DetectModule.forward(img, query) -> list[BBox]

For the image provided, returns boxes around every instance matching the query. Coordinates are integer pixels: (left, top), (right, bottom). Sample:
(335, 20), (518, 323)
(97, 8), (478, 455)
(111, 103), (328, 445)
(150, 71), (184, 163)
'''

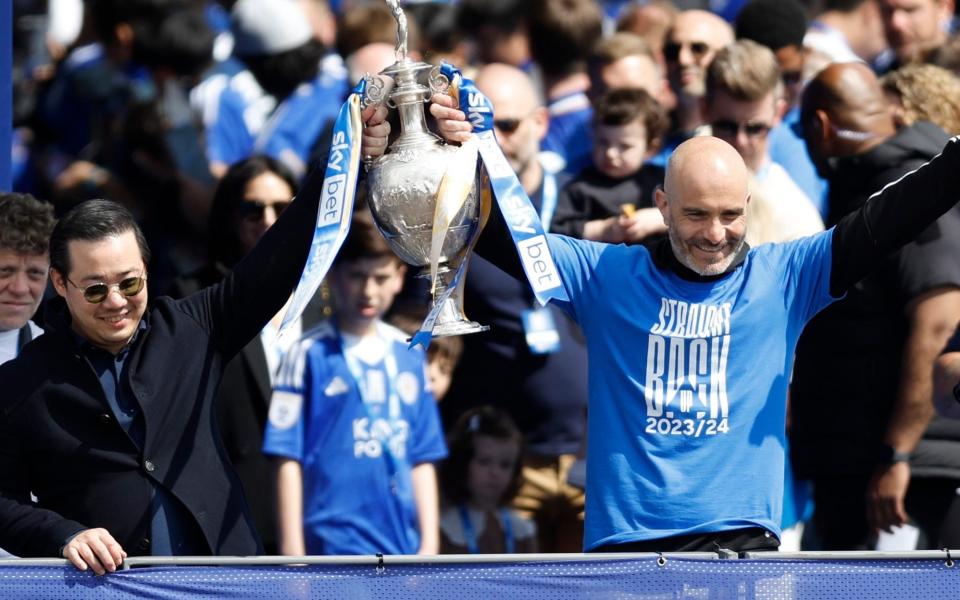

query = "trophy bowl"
(364, 51), (487, 338)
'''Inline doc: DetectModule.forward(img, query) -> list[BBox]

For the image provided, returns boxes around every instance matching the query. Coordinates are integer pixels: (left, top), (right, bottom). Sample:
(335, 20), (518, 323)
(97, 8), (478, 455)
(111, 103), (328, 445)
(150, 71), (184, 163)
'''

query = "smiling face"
(51, 230), (148, 354)
(657, 137), (750, 275)
(0, 249), (48, 331)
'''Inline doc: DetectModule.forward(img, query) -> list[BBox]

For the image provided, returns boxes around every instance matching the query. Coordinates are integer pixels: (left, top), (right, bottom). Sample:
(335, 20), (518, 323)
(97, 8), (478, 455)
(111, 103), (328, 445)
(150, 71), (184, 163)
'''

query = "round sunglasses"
(66, 274), (146, 304)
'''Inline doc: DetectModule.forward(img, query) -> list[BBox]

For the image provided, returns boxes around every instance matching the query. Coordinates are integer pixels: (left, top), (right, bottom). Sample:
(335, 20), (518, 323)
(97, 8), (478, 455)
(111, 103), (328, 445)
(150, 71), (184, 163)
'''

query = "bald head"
(475, 63), (541, 115)
(801, 62), (897, 168)
(665, 136), (749, 201)
(474, 63), (547, 188)
(656, 136), (750, 276)
(666, 10), (735, 99)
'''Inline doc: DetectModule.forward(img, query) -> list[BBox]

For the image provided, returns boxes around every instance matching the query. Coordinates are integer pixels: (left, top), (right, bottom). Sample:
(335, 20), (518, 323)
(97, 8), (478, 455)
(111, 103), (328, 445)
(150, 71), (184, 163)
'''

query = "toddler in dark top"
(551, 87), (668, 244)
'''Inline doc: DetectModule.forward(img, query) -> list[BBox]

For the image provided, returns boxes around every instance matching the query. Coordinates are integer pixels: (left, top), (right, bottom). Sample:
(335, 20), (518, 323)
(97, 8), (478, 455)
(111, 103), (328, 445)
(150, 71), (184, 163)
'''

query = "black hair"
(137, 6), (215, 78)
(593, 87), (669, 145)
(735, 0), (809, 52)
(49, 200), (151, 276)
(526, 0), (604, 78)
(439, 406), (526, 507)
(241, 39), (325, 100)
(208, 155), (298, 267)
(334, 209), (399, 266)
(0, 193), (56, 255)
(406, 2), (463, 57)
(456, 0), (526, 33)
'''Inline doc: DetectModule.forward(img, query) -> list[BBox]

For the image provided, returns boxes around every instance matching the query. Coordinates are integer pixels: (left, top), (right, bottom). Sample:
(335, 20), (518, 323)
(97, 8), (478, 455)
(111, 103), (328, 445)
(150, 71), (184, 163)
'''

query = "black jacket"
(791, 122), (960, 476)
(0, 165), (327, 558)
(169, 264), (327, 554)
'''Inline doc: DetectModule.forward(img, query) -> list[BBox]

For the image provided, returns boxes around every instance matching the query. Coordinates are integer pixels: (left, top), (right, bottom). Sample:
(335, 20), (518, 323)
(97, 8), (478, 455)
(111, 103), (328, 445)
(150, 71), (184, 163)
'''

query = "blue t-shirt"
(262, 321), (447, 555)
(542, 92), (593, 177)
(545, 231), (837, 550)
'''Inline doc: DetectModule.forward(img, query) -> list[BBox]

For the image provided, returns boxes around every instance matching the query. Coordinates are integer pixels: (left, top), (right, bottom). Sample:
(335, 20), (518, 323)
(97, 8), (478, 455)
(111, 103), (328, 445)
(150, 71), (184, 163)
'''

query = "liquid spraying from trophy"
(363, 0), (488, 338)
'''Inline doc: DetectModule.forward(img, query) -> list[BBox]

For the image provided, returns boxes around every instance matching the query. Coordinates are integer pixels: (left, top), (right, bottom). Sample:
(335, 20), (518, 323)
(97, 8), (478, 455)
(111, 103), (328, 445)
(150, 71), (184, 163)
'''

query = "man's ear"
(774, 97), (787, 124)
(654, 187), (670, 225)
(50, 268), (67, 298)
(531, 106), (550, 142)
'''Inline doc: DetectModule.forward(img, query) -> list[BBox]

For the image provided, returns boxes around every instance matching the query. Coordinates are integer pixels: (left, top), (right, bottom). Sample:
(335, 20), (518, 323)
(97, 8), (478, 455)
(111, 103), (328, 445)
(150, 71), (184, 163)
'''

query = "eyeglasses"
(66, 274), (146, 304)
(710, 119), (773, 139)
(238, 199), (291, 222)
(782, 70), (803, 86)
(493, 117), (524, 134)
(663, 41), (711, 63)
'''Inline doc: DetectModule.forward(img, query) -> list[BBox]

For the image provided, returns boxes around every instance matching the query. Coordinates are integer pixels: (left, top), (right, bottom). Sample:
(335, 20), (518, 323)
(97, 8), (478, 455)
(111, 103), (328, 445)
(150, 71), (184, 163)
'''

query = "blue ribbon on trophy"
(279, 81), (365, 335)
(441, 63), (570, 308)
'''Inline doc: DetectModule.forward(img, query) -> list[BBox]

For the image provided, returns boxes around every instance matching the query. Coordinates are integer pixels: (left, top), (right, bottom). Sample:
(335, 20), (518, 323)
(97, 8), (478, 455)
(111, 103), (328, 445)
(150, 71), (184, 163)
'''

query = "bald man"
(441, 64), (590, 553)
(792, 62), (960, 550)
(665, 10), (734, 135)
(361, 77), (960, 551)
(649, 10), (734, 169)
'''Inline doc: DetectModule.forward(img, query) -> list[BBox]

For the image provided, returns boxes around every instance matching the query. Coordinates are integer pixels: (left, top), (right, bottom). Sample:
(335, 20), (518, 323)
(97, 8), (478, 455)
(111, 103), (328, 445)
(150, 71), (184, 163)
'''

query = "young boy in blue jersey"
(263, 213), (447, 556)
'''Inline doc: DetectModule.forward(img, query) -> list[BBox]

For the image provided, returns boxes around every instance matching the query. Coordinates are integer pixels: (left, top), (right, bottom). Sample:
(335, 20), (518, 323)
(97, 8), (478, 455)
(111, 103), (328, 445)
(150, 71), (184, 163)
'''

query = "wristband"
(877, 443), (911, 465)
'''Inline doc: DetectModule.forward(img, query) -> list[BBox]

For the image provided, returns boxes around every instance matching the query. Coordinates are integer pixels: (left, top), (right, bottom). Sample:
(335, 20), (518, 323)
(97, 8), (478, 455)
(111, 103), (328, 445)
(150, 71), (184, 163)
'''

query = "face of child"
(592, 119), (649, 180)
(426, 355), (454, 401)
(467, 434), (519, 510)
(329, 256), (405, 334)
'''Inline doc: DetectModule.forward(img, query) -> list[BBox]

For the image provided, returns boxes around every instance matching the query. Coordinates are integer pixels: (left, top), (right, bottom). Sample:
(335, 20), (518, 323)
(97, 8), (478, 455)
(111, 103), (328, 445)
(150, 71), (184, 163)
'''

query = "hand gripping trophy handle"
(361, 1), (487, 339)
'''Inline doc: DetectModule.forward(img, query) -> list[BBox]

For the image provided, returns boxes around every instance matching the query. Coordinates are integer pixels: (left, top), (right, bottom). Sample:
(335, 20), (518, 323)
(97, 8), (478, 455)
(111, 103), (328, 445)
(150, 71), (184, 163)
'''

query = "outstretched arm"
(829, 136), (960, 296)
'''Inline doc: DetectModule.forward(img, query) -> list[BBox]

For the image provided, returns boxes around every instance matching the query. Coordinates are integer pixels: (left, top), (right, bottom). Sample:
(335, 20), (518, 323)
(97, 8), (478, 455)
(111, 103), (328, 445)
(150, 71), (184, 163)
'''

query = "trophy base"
(431, 320), (489, 338)
(430, 295), (489, 338)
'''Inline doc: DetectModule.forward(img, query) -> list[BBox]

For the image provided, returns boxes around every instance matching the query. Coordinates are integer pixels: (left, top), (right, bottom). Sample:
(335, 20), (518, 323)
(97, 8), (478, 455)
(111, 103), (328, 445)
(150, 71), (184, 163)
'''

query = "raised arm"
(186, 104), (387, 357)
(829, 136), (960, 296)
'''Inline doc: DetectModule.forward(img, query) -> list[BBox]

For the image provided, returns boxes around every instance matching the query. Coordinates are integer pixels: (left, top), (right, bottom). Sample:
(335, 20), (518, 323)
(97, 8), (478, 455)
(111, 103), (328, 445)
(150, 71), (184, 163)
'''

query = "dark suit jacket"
(0, 166), (326, 558)
(170, 264), (327, 554)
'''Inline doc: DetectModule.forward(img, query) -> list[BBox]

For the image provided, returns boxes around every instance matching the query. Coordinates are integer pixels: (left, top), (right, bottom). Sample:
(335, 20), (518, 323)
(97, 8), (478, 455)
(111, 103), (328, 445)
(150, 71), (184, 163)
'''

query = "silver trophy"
(363, 0), (487, 338)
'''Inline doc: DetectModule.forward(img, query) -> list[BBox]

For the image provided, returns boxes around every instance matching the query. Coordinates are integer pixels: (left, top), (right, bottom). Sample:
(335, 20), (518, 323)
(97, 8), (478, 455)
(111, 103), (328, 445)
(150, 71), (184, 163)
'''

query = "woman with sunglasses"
(169, 155), (328, 555)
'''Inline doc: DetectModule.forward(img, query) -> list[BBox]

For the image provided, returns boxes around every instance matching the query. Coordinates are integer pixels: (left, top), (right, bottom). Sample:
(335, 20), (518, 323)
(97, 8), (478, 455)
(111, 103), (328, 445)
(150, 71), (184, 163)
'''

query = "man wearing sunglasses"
(651, 10), (733, 168)
(702, 40), (823, 244)
(0, 107), (372, 572)
(0, 194), (56, 366)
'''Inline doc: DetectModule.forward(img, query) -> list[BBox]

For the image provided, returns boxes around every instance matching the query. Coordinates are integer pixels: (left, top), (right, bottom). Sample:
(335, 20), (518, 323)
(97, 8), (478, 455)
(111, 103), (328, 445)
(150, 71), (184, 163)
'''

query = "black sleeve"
(177, 159), (327, 357)
(830, 136), (960, 296)
(550, 182), (588, 238)
(473, 195), (526, 282)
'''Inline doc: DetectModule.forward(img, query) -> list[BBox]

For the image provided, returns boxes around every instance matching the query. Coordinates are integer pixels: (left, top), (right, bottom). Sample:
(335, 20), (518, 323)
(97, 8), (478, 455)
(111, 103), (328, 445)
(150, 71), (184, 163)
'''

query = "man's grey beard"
(668, 225), (746, 276)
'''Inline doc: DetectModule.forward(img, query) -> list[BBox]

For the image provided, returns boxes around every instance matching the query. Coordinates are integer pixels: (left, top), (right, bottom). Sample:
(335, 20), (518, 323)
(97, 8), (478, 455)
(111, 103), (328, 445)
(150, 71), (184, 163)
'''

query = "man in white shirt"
(0, 194), (56, 364)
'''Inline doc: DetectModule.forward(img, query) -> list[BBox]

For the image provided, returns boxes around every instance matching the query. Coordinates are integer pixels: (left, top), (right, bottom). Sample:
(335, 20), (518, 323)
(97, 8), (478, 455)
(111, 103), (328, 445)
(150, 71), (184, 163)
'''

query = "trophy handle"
(426, 66), (450, 103)
(361, 73), (396, 109)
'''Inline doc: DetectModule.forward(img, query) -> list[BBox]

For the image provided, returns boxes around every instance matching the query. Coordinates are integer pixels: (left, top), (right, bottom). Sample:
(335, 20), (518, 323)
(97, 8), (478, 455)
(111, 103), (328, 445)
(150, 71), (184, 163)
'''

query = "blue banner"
(0, 557), (956, 599)
(278, 82), (364, 335)
(1, 0), (11, 190)
(439, 63), (569, 308)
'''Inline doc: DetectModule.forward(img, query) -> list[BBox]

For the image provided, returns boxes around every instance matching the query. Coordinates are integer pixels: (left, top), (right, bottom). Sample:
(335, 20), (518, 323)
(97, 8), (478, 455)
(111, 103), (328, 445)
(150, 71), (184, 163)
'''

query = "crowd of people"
(2, 0), (960, 574)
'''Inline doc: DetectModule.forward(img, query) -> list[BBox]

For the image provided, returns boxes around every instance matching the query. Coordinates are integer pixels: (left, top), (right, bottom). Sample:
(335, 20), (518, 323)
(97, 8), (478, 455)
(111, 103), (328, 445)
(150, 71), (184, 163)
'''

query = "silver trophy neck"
(384, 58), (441, 151)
